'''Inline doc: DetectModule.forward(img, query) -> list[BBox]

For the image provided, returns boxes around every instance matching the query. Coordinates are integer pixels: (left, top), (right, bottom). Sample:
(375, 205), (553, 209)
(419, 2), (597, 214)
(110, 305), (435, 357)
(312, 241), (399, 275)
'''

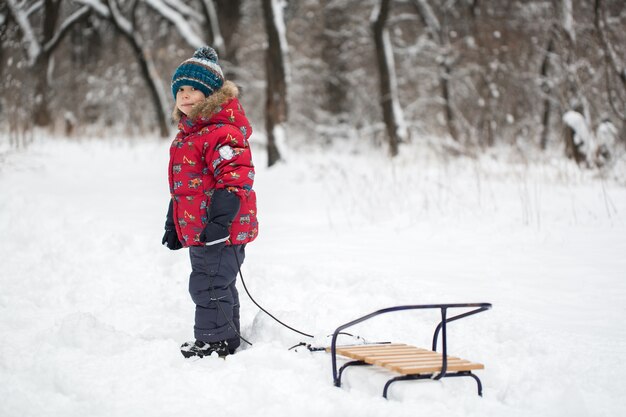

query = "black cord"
(287, 333), (364, 353)
(232, 246), (315, 339)
(207, 268), (253, 346)
(288, 342), (328, 352)
(228, 247), (369, 350)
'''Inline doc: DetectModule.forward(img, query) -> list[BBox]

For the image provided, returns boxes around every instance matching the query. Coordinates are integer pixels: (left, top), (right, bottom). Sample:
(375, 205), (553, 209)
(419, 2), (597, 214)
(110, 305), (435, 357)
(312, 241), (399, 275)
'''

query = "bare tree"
(372, 0), (408, 157)
(554, 0), (593, 163)
(465, 0), (507, 148)
(539, 27), (556, 150)
(198, 0), (225, 54)
(75, 0), (170, 136)
(6, 0), (91, 127)
(144, 0), (242, 81)
(0, 4), (9, 79)
(262, 0), (289, 166)
(594, 0), (626, 122)
(214, 0), (242, 79)
(143, 0), (225, 54)
(108, 0), (170, 136)
(143, 0), (206, 49)
(525, 0), (589, 154)
(321, 0), (349, 120)
(2, 0), (624, 165)
(411, 0), (458, 142)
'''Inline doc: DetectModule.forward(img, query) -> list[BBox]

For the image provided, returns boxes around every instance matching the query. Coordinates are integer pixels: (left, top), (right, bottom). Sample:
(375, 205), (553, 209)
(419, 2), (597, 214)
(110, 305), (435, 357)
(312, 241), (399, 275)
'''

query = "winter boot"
(180, 340), (229, 358)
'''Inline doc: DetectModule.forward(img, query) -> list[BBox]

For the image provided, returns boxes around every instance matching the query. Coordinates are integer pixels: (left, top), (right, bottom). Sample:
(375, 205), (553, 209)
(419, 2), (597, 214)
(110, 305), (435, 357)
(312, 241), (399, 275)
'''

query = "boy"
(162, 46), (258, 358)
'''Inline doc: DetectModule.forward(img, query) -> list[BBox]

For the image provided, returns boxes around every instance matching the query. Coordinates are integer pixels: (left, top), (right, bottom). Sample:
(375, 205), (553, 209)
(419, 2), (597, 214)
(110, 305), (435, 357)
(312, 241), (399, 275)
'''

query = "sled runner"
(328, 303), (492, 399)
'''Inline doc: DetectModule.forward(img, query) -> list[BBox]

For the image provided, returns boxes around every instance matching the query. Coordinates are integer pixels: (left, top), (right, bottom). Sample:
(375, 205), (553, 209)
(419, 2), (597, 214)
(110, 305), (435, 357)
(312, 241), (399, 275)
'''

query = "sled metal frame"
(330, 303), (492, 399)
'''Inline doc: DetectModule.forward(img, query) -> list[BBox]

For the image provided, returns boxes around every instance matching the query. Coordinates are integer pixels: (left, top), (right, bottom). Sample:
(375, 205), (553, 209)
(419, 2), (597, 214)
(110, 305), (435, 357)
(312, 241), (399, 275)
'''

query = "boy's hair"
(171, 46), (224, 99)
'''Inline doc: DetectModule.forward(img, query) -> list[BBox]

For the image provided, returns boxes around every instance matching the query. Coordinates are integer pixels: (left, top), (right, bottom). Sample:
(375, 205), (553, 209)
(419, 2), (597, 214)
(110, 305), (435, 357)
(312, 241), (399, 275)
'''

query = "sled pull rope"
(207, 270), (253, 346)
(232, 246), (315, 339)
(288, 334), (370, 353)
(288, 342), (326, 352)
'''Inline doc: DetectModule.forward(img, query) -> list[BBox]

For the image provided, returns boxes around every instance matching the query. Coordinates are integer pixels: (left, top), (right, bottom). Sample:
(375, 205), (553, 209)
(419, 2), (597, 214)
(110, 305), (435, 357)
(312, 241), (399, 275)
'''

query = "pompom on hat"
(171, 46), (224, 99)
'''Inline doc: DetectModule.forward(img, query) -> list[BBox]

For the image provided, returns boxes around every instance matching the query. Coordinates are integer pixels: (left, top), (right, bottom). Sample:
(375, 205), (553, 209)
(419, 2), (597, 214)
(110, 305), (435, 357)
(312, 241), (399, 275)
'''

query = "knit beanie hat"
(171, 46), (224, 99)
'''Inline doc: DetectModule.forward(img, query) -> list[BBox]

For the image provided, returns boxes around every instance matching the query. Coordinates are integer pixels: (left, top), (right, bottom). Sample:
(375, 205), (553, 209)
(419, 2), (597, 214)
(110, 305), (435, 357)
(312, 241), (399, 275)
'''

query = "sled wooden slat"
(339, 343), (406, 350)
(373, 355), (462, 366)
(341, 351), (442, 361)
(394, 361), (484, 375)
(337, 349), (429, 359)
(331, 343), (483, 377)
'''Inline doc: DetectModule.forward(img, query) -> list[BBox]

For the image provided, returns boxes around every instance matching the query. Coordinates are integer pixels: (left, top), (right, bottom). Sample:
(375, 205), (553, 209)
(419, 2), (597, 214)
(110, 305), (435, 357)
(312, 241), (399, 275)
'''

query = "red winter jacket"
(168, 81), (258, 247)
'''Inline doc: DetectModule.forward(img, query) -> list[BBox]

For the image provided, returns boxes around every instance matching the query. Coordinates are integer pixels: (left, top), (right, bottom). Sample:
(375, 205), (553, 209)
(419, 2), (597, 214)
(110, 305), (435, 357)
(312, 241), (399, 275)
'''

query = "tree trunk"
(0, 25), (5, 81)
(593, 0), (626, 121)
(33, 0), (61, 127)
(372, 0), (407, 157)
(558, 0), (594, 160)
(0, 7), (9, 116)
(262, 0), (288, 167)
(7, 0), (90, 128)
(199, 0), (225, 57)
(127, 37), (170, 136)
(32, 54), (53, 127)
(412, 0), (458, 142)
(215, 0), (242, 80)
(539, 35), (555, 150)
(440, 59), (458, 143)
(321, 0), (349, 118)
(106, 0), (169, 137)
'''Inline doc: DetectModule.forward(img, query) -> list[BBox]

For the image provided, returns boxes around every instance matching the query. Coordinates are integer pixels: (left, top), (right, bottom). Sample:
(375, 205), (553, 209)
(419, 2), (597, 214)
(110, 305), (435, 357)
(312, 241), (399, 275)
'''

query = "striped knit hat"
(171, 46), (224, 99)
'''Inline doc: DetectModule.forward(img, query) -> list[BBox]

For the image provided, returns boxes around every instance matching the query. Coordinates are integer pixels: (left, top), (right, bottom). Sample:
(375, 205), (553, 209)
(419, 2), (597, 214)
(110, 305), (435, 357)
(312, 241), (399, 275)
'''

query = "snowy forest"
(1, 0), (625, 167)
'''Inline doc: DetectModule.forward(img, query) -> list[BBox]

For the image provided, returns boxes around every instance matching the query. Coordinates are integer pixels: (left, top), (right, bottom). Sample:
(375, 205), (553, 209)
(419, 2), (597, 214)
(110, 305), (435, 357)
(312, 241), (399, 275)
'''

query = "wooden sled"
(328, 303), (492, 399)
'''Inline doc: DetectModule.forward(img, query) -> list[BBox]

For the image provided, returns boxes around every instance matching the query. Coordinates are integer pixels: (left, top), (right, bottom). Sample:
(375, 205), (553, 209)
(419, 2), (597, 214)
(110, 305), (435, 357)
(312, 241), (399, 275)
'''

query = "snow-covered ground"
(1, 134), (625, 417)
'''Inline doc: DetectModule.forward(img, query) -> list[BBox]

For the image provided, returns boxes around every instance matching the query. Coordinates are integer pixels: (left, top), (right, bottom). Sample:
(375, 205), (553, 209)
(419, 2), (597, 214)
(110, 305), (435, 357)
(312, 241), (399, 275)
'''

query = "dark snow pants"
(188, 244), (245, 350)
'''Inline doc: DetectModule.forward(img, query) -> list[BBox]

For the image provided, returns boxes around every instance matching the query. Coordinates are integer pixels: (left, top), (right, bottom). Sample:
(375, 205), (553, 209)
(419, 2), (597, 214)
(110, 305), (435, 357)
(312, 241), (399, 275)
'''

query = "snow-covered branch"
(369, 1), (381, 25)
(563, 111), (592, 147)
(144, 0), (205, 48)
(163, 0), (201, 22)
(75, 0), (170, 136)
(6, 0), (41, 65)
(73, 0), (110, 18)
(199, 0), (224, 53)
(43, 5), (91, 55)
(411, 0), (440, 43)
(77, 0), (225, 62)
(271, 0), (288, 56)
(372, 0), (409, 156)
(593, 0), (626, 121)
(561, 0), (575, 43)
(270, 0), (289, 83)
(25, 0), (43, 18)
(106, 0), (133, 34)
(594, 0), (626, 86)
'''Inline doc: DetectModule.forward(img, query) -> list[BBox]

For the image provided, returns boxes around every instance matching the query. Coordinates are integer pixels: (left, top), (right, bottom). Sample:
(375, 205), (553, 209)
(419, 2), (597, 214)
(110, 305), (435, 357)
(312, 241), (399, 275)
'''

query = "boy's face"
(176, 86), (206, 115)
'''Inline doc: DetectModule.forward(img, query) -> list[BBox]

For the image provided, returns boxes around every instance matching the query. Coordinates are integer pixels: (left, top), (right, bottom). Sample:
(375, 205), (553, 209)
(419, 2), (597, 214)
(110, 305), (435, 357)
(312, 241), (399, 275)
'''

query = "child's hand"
(162, 229), (183, 250)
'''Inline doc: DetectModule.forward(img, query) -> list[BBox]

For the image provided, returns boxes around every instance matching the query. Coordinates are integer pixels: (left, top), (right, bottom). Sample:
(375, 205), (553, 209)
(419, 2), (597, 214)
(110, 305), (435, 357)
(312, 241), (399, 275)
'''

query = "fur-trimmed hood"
(172, 80), (240, 122)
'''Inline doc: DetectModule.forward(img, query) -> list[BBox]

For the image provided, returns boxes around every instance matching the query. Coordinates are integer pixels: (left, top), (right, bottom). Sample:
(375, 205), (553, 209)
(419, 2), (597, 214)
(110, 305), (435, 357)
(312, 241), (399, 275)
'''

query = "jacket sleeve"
(206, 126), (255, 197)
(199, 126), (254, 245)
(165, 199), (175, 231)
